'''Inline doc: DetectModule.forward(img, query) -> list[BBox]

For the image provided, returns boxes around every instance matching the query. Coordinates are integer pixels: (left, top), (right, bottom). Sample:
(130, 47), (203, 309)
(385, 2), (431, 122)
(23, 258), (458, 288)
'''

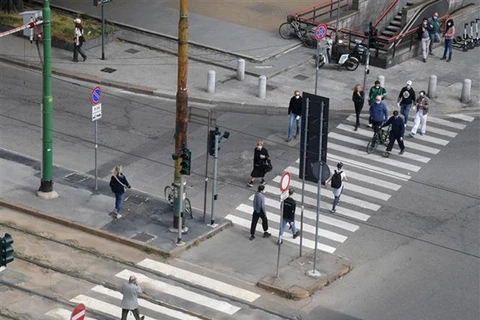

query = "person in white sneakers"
(409, 90), (430, 137)
(325, 162), (347, 213)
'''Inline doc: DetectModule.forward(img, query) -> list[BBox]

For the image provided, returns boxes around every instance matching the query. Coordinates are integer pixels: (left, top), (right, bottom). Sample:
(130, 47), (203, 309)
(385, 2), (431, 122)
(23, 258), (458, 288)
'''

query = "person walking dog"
(109, 165), (131, 219)
(249, 185), (271, 240)
(287, 90), (302, 142)
(120, 275), (145, 320)
(382, 110), (406, 157)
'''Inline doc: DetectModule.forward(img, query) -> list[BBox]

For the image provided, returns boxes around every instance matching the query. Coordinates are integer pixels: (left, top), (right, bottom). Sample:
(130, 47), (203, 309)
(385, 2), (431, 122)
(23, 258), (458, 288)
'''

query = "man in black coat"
(287, 90), (302, 142)
(382, 110), (405, 158)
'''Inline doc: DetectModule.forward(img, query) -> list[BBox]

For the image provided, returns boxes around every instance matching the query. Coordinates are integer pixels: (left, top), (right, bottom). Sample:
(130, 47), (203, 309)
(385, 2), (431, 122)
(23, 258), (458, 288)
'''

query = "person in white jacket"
(409, 91), (430, 137)
(120, 275), (145, 320)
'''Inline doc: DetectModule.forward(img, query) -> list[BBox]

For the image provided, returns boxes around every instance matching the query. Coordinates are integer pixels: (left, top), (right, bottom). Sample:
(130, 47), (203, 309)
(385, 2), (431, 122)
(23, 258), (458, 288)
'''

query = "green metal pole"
(39, 0), (54, 193)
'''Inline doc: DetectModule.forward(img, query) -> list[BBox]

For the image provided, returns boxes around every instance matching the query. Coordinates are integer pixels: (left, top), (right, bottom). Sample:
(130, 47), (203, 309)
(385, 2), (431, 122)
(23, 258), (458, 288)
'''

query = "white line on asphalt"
(136, 258), (260, 303)
(327, 155), (411, 180)
(263, 182), (380, 211)
(427, 116), (467, 130)
(328, 132), (431, 163)
(115, 270), (240, 315)
(236, 204), (348, 243)
(336, 123), (441, 154)
(447, 114), (475, 122)
(0, 266), (5, 273)
(225, 214), (337, 253)
(45, 308), (98, 320)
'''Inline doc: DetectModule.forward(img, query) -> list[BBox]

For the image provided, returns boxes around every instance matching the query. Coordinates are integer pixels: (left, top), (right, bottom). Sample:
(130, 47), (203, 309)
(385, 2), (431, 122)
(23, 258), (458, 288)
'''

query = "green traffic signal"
(0, 233), (14, 267)
(180, 147), (191, 175)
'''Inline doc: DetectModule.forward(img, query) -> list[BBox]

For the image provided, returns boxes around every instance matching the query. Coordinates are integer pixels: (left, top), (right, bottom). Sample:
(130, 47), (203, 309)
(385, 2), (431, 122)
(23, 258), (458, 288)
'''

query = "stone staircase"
(380, 1), (416, 38)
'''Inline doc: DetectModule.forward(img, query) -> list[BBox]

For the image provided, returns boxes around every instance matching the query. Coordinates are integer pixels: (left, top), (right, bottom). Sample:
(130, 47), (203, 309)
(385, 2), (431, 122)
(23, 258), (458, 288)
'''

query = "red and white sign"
(279, 171), (291, 192)
(314, 23), (328, 41)
(71, 303), (86, 320)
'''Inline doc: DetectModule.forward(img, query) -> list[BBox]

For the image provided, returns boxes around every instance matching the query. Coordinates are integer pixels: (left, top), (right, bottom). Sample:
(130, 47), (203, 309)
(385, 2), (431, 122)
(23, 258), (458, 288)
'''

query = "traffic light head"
(0, 233), (14, 267)
(180, 147), (191, 175)
(208, 129), (218, 156)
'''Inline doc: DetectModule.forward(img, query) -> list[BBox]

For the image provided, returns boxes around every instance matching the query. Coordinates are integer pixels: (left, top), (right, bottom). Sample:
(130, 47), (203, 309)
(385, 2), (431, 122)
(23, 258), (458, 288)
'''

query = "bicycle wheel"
(279, 22), (295, 39)
(366, 137), (378, 154)
(164, 185), (174, 206)
(184, 198), (192, 219)
(302, 33), (317, 49)
(345, 58), (360, 71)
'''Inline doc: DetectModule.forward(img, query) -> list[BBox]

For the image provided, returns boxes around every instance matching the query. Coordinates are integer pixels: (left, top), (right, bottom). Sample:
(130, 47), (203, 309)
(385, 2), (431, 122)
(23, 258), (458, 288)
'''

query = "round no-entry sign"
(71, 303), (86, 320)
(314, 23), (328, 41)
(279, 171), (291, 192)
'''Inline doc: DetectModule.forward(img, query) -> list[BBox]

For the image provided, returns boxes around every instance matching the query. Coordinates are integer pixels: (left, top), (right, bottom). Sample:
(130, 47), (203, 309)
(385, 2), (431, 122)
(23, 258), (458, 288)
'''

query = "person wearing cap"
(397, 80), (416, 126)
(325, 162), (347, 213)
(120, 275), (145, 320)
(409, 90), (430, 137)
(428, 12), (441, 55)
(381, 110), (405, 158)
(368, 80), (387, 127)
(72, 18), (87, 62)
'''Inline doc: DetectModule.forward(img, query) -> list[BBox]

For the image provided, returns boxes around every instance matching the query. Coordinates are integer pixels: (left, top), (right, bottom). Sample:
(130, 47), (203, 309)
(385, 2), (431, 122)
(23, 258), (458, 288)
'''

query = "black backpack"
(331, 170), (343, 188)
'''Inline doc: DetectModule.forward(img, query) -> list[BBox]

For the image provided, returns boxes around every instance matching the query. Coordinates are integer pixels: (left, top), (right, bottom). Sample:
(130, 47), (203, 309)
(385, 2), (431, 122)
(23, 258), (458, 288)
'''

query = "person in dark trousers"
(120, 275), (145, 320)
(247, 140), (269, 187)
(397, 80), (416, 126)
(278, 188), (300, 244)
(368, 80), (387, 127)
(352, 84), (365, 131)
(369, 95), (388, 134)
(72, 18), (87, 62)
(249, 185), (271, 240)
(428, 12), (440, 54)
(325, 162), (347, 213)
(287, 90), (302, 142)
(109, 165), (131, 219)
(382, 110), (405, 157)
(441, 19), (455, 62)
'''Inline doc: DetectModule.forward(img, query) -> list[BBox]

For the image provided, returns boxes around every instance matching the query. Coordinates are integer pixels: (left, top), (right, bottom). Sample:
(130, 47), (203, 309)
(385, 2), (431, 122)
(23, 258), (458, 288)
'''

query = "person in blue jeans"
(286, 90), (302, 142)
(369, 95), (388, 134)
(397, 80), (416, 126)
(278, 188), (300, 244)
(109, 165), (131, 219)
(441, 19), (455, 62)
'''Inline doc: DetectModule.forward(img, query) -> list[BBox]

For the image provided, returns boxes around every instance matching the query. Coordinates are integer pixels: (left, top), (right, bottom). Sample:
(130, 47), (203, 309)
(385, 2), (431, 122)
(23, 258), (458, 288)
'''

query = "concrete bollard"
(207, 70), (215, 93)
(461, 79), (472, 103)
(237, 59), (245, 81)
(428, 75), (437, 99)
(377, 75), (385, 88)
(258, 75), (267, 99)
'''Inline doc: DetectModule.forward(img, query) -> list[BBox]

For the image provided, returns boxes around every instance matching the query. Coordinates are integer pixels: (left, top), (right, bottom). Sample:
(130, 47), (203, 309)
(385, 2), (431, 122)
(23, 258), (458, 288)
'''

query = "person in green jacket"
(428, 12), (440, 55)
(368, 80), (387, 127)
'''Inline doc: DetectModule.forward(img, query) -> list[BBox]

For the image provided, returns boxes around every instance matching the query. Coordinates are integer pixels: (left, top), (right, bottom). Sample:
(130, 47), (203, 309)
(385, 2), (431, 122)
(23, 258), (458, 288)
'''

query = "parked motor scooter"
(313, 35), (360, 71)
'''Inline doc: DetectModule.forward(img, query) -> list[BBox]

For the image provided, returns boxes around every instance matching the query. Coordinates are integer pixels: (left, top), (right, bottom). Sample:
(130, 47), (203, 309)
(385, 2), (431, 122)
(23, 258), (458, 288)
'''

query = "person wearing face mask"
(441, 19), (455, 62)
(381, 110), (406, 158)
(247, 140), (270, 187)
(369, 95), (388, 134)
(397, 80), (416, 126)
(368, 80), (387, 127)
(249, 185), (271, 240)
(352, 84), (365, 131)
(428, 12), (440, 54)
(417, 17), (433, 63)
(286, 90), (303, 142)
(409, 90), (430, 137)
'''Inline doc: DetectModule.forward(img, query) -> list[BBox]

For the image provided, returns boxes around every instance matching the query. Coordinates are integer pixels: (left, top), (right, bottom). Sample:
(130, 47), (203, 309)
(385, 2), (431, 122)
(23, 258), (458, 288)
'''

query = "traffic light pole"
(209, 132), (219, 227)
(362, 25), (371, 103)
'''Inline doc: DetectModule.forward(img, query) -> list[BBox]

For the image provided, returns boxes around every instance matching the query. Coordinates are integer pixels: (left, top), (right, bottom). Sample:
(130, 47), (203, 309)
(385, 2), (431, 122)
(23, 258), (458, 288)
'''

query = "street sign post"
(93, 0), (113, 59)
(91, 86), (102, 190)
(314, 23), (328, 96)
(70, 303), (86, 320)
(276, 171), (291, 278)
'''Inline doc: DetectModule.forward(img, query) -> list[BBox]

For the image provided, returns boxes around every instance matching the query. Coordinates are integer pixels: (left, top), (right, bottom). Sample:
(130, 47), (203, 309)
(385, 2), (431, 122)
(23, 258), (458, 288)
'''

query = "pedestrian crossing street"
(226, 113), (475, 253)
(44, 258), (261, 320)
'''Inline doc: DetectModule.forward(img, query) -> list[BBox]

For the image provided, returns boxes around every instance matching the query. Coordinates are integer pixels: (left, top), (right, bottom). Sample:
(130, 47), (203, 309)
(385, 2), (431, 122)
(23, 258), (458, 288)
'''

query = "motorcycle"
(313, 35), (360, 71)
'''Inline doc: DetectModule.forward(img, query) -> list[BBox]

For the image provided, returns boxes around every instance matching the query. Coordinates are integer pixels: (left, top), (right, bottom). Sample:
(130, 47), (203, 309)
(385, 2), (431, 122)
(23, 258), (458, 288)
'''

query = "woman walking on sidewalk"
(72, 18), (87, 62)
(352, 84), (365, 131)
(109, 165), (131, 219)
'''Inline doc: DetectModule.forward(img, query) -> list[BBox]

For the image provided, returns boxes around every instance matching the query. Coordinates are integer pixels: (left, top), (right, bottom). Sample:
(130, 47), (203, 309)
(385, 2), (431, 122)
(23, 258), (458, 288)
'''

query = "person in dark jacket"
(247, 140), (270, 187)
(397, 80), (416, 125)
(418, 17), (433, 62)
(287, 90), (302, 142)
(352, 84), (365, 131)
(382, 110), (405, 157)
(249, 185), (271, 240)
(109, 165), (131, 219)
(278, 188), (300, 244)
(369, 95), (388, 134)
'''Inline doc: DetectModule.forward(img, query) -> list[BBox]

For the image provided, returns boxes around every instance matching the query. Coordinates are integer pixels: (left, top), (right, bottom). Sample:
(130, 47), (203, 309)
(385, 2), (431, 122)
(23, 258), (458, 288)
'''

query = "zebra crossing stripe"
(236, 204), (348, 243)
(329, 132), (431, 163)
(225, 214), (337, 253)
(136, 258), (260, 303)
(427, 116), (467, 130)
(328, 142), (422, 172)
(45, 308), (98, 320)
(405, 122), (457, 138)
(336, 124), (441, 154)
(447, 114), (475, 122)
(262, 183), (380, 211)
(115, 270), (241, 315)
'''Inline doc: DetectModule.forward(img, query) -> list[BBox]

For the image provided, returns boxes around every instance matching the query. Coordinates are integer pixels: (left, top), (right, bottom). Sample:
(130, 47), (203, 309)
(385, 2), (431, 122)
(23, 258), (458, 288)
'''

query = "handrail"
(373, 0), (400, 28)
(288, 0), (350, 25)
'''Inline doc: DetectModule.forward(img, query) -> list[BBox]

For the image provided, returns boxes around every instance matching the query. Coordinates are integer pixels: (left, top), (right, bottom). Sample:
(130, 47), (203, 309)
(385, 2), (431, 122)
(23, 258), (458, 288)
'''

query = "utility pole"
(173, 0), (189, 234)
(38, 0), (57, 198)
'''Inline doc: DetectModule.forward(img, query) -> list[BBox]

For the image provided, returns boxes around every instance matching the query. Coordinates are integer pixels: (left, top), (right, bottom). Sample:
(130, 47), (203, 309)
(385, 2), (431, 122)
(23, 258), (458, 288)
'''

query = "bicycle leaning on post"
(366, 124), (391, 154)
(278, 16), (316, 49)
(164, 182), (193, 219)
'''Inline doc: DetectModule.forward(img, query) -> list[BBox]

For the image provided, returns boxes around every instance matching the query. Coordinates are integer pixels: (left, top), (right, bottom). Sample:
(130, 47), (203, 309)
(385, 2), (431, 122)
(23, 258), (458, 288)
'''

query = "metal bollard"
(237, 59), (245, 81)
(461, 79), (472, 103)
(378, 75), (385, 88)
(207, 70), (215, 93)
(258, 75), (267, 99)
(428, 75), (437, 99)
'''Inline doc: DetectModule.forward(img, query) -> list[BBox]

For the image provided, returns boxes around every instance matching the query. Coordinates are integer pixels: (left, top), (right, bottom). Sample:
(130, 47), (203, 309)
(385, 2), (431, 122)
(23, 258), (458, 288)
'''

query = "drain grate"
(266, 84), (277, 91)
(63, 173), (89, 183)
(131, 232), (156, 243)
(294, 74), (309, 80)
(100, 67), (117, 73)
(125, 195), (148, 205)
(125, 48), (140, 54)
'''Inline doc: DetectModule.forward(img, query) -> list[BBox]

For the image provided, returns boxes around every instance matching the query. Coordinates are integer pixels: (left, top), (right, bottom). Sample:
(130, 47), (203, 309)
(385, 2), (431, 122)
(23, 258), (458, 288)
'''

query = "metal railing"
(373, 0), (400, 28)
(288, 0), (350, 26)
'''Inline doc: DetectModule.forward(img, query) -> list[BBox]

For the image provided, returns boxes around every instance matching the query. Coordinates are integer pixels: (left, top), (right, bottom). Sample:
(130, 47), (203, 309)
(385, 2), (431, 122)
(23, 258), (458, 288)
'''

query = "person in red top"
(441, 19), (455, 62)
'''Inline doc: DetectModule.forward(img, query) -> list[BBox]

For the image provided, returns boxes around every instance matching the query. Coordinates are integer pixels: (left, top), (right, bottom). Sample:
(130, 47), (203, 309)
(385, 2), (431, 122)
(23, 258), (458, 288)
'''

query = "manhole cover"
(100, 67), (117, 73)
(266, 84), (277, 91)
(125, 195), (148, 205)
(63, 173), (89, 183)
(125, 48), (140, 54)
(131, 232), (156, 243)
(294, 74), (309, 80)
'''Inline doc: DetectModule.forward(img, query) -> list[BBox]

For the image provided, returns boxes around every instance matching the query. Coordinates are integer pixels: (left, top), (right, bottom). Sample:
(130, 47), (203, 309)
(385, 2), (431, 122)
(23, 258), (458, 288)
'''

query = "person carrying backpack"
(325, 162), (347, 213)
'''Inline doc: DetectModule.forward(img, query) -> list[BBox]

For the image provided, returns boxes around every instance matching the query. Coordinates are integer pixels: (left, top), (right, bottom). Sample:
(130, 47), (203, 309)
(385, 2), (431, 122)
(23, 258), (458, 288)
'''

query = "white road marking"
(447, 114), (475, 122)
(115, 270), (240, 315)
(136, 258), (260, 303)
(225, 214), (337, 253)
(427, 116), (467, 130)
